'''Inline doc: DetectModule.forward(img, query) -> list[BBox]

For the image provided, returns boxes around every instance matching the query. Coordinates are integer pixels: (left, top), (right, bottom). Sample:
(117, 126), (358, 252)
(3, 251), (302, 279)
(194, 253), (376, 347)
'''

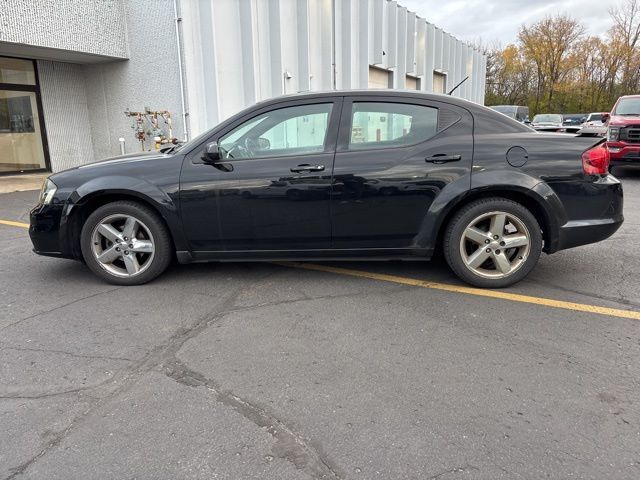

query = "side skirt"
(176, 248), (434, 264)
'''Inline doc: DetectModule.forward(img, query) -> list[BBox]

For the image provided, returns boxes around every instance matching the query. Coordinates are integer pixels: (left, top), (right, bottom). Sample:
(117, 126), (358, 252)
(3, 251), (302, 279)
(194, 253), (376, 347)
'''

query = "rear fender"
(415, 170), (567, 253)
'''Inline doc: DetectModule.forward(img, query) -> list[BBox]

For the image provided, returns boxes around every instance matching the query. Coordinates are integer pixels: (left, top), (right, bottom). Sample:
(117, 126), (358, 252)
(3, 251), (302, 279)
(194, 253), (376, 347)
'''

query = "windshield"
(613, 98), (640, 116)
(171, 128), (214, 153)
(532, 114), (562, 123)
(588, 114), (602, 122)
(490, 106), (517, 118)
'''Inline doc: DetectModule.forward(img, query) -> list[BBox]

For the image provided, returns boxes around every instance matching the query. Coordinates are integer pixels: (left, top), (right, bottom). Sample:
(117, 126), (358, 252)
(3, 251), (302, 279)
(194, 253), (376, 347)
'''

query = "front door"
(180, 99), (341, 254)
(330, 96), (474, 250)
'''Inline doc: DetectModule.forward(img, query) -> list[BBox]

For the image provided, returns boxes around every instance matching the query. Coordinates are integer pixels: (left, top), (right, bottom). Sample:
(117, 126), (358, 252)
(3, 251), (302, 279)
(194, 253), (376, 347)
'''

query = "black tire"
(80, 201), (172, 285)
(443, 197), (542, 288)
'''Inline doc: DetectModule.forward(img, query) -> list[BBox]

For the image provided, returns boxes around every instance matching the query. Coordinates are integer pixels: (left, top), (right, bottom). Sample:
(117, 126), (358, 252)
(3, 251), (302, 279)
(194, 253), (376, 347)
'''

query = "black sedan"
(30, 90), (623, 288)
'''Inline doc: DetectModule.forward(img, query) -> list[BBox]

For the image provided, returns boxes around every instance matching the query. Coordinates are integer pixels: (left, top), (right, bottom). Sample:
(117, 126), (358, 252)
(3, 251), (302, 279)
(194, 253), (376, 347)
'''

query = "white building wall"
(0, 0), (128, 61)
(32, 0), (184, 171)
(181, 0), (486, 137)
(37, 61), (96, 171)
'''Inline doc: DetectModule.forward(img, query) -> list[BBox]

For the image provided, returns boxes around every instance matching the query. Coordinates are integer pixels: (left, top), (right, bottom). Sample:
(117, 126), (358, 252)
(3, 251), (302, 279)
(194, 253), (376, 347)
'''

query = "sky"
(400, 0), (618, 46)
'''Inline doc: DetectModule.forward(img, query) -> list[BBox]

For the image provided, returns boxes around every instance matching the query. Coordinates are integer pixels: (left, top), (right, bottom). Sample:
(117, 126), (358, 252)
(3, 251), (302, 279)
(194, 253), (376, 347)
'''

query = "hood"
(609, 114), (640, 127)
(48, 151), (173, 185)
(78, 151), (170, 170)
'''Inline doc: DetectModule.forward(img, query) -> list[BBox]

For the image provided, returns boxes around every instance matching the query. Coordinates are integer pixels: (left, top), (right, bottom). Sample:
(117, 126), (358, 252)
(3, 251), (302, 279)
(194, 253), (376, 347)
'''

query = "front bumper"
(29, 203), (71, 258)
(607, 142), (640, 163)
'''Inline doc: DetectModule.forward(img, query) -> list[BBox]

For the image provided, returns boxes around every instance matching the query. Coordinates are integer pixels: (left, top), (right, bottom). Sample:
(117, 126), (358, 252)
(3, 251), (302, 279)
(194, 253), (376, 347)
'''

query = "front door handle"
(290, 164), (325, 173)
(425, 154), (462, 164)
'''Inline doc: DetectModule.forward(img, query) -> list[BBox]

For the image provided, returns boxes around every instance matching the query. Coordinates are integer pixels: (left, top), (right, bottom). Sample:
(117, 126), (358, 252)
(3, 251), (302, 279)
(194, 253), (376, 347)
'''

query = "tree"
(518, 14), (585, 112)
(483, 0), (640, 115)
(610, 0), (640, 95)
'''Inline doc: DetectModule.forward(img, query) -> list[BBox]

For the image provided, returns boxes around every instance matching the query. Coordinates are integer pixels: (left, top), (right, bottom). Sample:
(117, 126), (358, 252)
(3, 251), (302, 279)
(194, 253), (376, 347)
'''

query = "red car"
(606, 95), (640, 168)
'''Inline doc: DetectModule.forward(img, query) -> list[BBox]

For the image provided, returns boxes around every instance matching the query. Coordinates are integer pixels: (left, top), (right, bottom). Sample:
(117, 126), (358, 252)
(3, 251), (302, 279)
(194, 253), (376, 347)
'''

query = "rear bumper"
(554, 175), (623, 251)
(580, 126), (606, 136)
(557, 217), (623, 251)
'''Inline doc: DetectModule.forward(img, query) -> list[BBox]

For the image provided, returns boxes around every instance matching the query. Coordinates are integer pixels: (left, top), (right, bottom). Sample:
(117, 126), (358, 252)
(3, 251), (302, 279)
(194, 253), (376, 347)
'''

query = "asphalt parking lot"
(1, 168), (640, 480)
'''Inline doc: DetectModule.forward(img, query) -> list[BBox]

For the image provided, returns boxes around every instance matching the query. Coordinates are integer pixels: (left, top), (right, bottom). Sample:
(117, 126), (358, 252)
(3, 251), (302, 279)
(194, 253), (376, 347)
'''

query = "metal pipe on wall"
(331, 0), (337, 89)
(173, 0), (190, 141)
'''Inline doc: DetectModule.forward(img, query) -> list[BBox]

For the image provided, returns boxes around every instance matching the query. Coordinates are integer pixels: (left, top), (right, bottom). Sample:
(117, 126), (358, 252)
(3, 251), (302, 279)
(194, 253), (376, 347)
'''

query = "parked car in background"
(562, 114), (587, 133)
(579, 113), (609, 137)
(531, 114), (564, 132)
(30, 90), (622, 289)
(606, 95), (640, 168)
(489, 105), (530, 123)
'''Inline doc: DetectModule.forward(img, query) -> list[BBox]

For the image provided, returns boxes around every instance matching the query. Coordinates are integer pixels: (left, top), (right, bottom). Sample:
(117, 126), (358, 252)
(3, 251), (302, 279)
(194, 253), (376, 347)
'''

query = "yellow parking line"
(279, 262), (640, 322)
(1, 216), (637, 321)
(0, 219), (29, 229)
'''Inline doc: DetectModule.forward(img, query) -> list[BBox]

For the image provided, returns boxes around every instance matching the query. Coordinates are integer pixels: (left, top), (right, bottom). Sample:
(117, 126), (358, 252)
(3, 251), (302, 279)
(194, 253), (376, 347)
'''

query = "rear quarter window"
(473, 106), (534, 135)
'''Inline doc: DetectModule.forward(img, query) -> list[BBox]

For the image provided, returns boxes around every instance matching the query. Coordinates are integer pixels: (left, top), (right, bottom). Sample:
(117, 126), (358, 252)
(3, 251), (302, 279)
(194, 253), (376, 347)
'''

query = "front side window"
(349, 102), (439, 150)
(218, 103), (333, 160)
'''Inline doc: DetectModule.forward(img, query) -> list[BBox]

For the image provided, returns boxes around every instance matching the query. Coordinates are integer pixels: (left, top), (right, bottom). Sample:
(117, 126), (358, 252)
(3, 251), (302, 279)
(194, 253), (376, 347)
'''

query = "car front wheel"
(80, 201), (172, 285)
(444, 198), (542, 288)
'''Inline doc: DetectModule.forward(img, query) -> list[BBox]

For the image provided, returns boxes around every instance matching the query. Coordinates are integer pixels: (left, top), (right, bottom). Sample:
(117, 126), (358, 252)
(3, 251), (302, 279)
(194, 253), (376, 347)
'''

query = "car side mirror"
(202, 142), (220, 163)
(601, 113), (610, 124)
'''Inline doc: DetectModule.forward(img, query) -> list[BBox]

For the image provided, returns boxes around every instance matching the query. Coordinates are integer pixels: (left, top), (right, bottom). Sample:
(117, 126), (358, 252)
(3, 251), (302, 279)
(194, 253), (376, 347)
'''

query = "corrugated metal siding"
(37, 61), (95, 172)
(0, 0), (128, 59)
(181, 0), (486, 136)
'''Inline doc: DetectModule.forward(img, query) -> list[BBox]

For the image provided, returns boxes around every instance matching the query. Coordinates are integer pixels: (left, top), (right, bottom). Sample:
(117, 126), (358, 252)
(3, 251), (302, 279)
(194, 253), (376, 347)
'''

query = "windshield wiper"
(159, 143), (184, 154)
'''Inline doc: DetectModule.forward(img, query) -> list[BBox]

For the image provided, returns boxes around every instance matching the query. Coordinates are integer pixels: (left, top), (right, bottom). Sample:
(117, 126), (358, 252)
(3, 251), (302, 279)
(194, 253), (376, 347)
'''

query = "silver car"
(531, 114), (564, 132)
(579, 112), (609, 137)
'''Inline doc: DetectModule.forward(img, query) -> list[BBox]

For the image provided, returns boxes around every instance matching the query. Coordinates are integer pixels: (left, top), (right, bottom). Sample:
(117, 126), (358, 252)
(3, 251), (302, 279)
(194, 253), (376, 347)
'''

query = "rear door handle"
(290, 164), (325, 173)
(425, 154), (462, 164)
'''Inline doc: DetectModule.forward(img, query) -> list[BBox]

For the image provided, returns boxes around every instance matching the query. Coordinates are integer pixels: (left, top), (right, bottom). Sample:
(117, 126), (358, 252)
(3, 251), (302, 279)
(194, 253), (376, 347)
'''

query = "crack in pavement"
(1, 287), (123, 333)
(0, 346), (136, 363)
(3, 285), (246, 479)
(162, 359), (343, 480)
(427, 464), (479, 479)
(4, 268), (343, 479)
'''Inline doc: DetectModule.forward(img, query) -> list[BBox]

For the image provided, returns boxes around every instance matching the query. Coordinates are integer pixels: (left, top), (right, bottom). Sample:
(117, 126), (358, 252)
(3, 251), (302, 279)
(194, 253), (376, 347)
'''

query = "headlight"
(39, 178), (57, 205)
(607, 127), (620, 142)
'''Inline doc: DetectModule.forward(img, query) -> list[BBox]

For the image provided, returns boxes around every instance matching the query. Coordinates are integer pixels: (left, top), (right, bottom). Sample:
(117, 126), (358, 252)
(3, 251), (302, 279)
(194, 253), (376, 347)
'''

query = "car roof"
(258, 89), (480, 110)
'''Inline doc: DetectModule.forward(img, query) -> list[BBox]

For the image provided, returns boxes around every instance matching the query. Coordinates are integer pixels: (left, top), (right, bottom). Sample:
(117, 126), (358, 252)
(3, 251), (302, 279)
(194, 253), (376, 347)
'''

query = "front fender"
(64, 175), (188, 252)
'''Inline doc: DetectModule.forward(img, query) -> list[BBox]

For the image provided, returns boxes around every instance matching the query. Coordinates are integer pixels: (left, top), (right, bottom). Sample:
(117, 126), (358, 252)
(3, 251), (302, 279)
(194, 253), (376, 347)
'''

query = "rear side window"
(349, 102), (439, 150)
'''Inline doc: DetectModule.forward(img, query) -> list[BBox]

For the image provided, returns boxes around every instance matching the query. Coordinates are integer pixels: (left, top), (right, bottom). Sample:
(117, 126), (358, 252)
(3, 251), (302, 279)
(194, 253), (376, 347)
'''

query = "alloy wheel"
(459, 211), (531, 279)
(90, 214), (155, 278)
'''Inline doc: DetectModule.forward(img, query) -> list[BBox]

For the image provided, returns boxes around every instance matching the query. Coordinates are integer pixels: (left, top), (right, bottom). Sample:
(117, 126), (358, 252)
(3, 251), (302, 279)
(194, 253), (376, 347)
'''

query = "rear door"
(330, 95), (474, 250)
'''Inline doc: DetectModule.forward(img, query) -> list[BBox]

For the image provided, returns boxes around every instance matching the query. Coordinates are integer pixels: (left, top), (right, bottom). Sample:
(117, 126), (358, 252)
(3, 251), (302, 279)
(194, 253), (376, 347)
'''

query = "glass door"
(0, 57), (49, 173)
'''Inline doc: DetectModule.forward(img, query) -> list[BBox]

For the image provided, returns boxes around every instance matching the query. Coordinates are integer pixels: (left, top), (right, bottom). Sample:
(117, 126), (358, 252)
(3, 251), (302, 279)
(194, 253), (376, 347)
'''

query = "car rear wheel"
(80, 201), (172, 285)
(444, 198), (542, 288)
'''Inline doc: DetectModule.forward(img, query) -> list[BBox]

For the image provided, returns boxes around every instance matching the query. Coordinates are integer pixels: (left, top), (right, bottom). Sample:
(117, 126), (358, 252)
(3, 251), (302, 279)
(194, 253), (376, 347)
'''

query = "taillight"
(582, 143), (610, 175)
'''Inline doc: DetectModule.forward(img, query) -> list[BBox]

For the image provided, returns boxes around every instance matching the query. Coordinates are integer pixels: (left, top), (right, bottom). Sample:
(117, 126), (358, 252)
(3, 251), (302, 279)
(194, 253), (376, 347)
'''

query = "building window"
(405, 75), (421, 90)
(433, 71), (447, 94)
(368, 66), (393, 89)
(0, 56), (48, 173)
